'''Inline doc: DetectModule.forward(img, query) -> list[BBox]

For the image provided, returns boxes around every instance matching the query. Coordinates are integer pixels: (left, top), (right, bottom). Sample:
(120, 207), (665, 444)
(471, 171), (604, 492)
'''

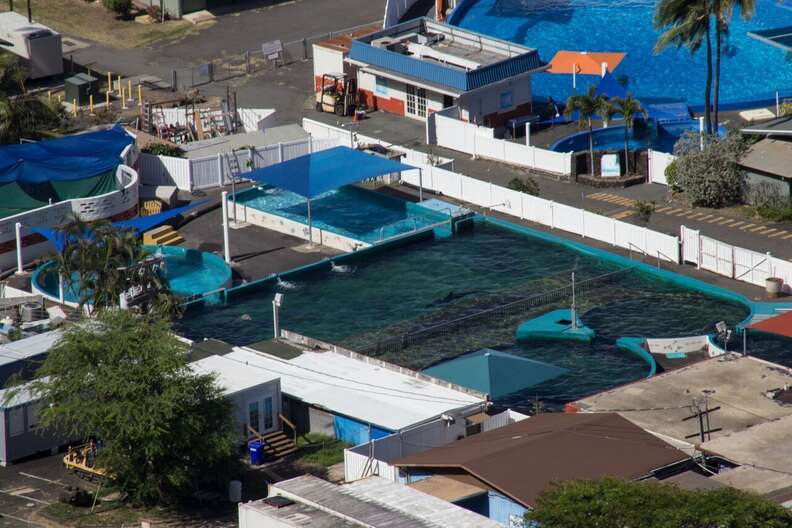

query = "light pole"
(272, 293), (284, 339)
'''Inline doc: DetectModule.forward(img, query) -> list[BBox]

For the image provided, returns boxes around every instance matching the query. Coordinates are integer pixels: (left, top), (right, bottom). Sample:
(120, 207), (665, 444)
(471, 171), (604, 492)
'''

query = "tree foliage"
(670, 131), (747, 208)
(47, 214), (175, 315)
(527, 477), (792, 528)
(142, 143), (184, 158)
(609, 93), (647, 175)
(31, 310), (239, 504)
(0, 53), (64, 144)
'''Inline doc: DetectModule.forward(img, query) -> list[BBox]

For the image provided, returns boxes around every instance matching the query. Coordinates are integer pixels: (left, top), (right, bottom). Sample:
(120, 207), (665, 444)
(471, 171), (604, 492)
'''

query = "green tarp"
(0, 171), (118, 219)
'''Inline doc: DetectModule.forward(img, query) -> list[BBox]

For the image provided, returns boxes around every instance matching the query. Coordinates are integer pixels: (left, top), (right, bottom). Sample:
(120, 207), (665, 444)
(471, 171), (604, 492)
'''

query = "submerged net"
(357, 265), (635, 358)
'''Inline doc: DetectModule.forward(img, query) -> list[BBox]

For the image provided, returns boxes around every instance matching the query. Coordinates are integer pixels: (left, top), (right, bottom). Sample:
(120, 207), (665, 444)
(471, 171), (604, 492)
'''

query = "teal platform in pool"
(423, 348), (567, 399)
(516, 308), (595, 343)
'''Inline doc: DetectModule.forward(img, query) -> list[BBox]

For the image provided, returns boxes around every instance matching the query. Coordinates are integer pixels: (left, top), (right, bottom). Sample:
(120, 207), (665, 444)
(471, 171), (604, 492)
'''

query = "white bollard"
(15, 222), (23, 274)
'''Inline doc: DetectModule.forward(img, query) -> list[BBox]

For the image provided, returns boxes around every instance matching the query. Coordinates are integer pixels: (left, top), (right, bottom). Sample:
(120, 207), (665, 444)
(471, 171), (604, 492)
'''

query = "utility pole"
(26, 0), (31, 22)
(683, 396), (722, 443)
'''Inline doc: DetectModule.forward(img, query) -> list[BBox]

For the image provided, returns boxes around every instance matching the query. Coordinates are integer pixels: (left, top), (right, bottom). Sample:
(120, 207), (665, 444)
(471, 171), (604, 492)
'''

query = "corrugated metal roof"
(272, 475), (500, 528)
(0, 330), (61, 368)
(225, 347), (484, 431)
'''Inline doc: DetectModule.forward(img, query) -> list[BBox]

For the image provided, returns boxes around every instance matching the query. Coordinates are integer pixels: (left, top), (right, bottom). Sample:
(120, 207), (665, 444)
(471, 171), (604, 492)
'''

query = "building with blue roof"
(314, 18), (545, 127)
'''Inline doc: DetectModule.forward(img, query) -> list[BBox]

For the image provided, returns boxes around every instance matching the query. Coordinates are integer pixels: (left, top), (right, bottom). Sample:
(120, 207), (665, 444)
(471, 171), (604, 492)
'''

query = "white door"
(406, 84), (427, 120)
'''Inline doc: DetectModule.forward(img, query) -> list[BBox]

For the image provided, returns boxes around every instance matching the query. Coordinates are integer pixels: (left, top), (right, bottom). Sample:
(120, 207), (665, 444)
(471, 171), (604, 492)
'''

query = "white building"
(223, 334), (487, 446)
(189, 354), (282, 441)
(313, 18), (545, 126)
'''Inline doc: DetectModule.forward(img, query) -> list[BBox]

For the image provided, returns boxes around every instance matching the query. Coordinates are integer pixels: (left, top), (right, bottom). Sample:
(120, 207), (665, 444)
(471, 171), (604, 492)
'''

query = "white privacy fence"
(681, 226), (792, 291)
(402, 163), (681, 264)
(648, 149), (676, 185)
(430, 107), (573, 176)
(136, 137), (340, 191)
(157, 107), (274, 133)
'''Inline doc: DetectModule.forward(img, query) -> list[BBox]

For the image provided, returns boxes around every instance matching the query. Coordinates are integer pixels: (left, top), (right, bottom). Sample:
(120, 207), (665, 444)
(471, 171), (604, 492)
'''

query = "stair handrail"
(279, 413), (297, 443)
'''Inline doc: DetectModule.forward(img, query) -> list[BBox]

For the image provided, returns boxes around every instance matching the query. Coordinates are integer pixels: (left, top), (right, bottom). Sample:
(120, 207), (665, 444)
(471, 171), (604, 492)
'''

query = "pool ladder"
(377, 218), (419, 242)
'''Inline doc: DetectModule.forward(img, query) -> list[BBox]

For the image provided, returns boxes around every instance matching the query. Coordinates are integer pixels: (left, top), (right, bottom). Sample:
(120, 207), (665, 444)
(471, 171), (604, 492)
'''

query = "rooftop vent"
(263, 496), (294, 509)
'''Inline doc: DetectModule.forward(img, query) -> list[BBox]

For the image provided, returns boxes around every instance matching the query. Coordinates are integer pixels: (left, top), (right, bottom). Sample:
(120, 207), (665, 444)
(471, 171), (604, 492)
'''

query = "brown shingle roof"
(394, 413), (689, 508)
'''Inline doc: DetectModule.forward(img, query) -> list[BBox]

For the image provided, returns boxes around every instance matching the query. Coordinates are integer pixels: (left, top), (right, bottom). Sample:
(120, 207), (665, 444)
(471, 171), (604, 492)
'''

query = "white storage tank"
(0, 12), (63, 79)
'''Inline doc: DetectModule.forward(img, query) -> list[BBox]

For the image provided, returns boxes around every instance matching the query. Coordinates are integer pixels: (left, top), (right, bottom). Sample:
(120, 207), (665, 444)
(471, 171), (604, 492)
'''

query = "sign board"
(600, 153), (621, 178)
(261, 40), (283, 61)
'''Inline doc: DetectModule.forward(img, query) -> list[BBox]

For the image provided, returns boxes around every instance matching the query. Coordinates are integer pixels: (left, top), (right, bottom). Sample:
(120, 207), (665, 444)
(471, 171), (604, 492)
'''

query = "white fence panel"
(237, 108), (275, 132)
(476, 135), (505, 161)
(490, 186), (523, 218)
(680, 226), (700, 266)
(646, 231), (680, 264)
(552, 202), (584, 236)
(191, 156), (220, 189)
(136, 154), (192, 190)
(700, 236), (734, 277)
(432, 167), (463, 199)
(481, 409), (530, 433)
(734, 247), (771, 286)
(460, 176), (491, 207)
(614, 220), (648, 254)
(282, 140), (310, 161)
(648, 149), (676, 186)
(522, 193), (553, 226)
(583, 211), (615, 245)
(252, 144), (281, 168)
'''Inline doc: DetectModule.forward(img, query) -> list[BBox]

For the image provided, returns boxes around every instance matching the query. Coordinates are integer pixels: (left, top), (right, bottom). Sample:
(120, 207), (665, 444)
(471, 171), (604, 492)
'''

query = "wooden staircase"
(142, 225), (184, 246)
(259, 430), (298, 459)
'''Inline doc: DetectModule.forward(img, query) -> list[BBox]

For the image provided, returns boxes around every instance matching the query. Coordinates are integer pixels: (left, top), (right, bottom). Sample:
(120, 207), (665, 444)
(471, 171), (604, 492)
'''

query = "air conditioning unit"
(371, 37), (398, 49)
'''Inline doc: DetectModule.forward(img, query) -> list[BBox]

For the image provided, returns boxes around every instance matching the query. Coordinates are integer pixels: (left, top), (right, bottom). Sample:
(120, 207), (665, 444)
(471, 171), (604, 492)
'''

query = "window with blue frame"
(375, 77), (389, 97)
(500, 90), (514, 110)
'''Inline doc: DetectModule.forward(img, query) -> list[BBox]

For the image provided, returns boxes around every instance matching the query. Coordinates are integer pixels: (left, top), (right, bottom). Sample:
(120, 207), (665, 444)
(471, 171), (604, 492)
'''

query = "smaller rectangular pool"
(232, 185), (447, 249)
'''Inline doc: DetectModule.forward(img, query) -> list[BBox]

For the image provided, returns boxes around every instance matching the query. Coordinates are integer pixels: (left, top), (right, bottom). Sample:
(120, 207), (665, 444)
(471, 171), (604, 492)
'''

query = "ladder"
(224, 151), (242, 185)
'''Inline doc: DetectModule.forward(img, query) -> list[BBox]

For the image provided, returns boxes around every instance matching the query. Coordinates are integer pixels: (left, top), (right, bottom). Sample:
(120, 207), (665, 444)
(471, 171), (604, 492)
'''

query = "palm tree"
(712, 0), (755, 129)
(655, 0), (713, 134)
(47, 215), (172, 314)
(610, 94), (648, 175)
(565, 85), (608, 175)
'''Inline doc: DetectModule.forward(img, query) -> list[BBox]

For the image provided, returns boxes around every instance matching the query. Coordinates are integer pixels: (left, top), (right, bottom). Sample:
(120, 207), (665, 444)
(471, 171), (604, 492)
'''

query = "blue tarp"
(333, 415), (391, 446)
(30, 200), (206, 253)
(0, 125), (133, 184)
(245, 146), (416, 199)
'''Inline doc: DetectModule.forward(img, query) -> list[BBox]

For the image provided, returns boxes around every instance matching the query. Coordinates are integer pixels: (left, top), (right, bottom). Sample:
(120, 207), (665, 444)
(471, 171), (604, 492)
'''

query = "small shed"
(738, 138), (792, 204)
(64, 73), (100, 107)
(0, 12), (62, 79)
(189, 354), (282, 441)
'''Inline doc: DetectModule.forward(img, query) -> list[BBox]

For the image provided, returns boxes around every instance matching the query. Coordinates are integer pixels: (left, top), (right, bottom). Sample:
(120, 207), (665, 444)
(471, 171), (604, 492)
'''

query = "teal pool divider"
(615, 337), (657, 378)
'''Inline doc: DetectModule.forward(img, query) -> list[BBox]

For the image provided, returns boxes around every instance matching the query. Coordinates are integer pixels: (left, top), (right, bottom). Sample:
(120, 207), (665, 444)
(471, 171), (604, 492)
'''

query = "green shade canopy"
(423, 349), (567, 399)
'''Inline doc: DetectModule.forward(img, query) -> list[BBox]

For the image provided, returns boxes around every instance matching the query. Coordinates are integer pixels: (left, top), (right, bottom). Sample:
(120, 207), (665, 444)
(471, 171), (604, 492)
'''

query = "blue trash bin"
(249, 441), (264, 465)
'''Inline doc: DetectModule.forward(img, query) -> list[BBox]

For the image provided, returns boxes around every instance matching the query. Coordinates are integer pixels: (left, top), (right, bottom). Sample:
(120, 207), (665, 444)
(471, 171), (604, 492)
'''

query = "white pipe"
(221, 191), (231, 263)
(272, 299), (280, 338)
(526, 122), (531, 146)
(572, 64), (576, 89)
(777, 91), (781, 117)
(14, 222), (23, 274)
(698, 116), (704, 151)
(58, 273), (65, 304)
(307, 198), (313, 246)
(601, 62), (607, 77)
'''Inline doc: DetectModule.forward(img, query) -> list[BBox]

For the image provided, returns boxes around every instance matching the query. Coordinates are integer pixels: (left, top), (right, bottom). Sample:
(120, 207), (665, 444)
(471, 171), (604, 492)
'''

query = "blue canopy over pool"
(245, 146), (416, 199)
(0, 125), (133, 184)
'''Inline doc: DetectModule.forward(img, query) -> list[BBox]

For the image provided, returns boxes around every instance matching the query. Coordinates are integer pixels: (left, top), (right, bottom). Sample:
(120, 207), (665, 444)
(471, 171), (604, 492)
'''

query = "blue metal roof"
(349, 38), (543, 93)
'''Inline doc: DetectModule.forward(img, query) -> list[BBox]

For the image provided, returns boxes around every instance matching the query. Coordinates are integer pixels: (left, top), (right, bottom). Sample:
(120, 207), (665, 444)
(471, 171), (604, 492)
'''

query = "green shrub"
(669, 131), (747, 208)
(635, 200), (656, 225)
(142, 143), (184, 158)
(507, 176), (540, 196)
(103, 0), (132, 17)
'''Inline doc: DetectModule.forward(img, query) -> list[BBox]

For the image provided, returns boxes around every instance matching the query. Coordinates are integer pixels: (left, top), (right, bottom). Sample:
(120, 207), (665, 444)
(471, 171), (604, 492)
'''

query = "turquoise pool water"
(176, 221), (780, 407)
(551, 120), (715, 154)
(234, 185), (446, 243)
(33, 245), (231, 302)
(450, 0), (792, 106)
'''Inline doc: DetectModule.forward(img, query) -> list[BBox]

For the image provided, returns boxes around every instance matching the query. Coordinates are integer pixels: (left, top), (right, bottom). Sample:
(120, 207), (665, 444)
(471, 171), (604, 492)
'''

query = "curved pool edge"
(615, 337), (657, 378)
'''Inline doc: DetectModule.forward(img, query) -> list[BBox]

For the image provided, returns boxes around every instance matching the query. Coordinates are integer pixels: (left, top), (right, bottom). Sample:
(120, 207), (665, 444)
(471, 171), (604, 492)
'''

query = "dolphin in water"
(426, 290), (479, 308)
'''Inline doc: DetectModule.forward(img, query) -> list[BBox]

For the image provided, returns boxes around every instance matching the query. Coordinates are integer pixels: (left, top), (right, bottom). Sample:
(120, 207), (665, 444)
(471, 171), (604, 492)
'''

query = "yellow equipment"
(63, 441), (108, 481)
(315, 73), (357, 116)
